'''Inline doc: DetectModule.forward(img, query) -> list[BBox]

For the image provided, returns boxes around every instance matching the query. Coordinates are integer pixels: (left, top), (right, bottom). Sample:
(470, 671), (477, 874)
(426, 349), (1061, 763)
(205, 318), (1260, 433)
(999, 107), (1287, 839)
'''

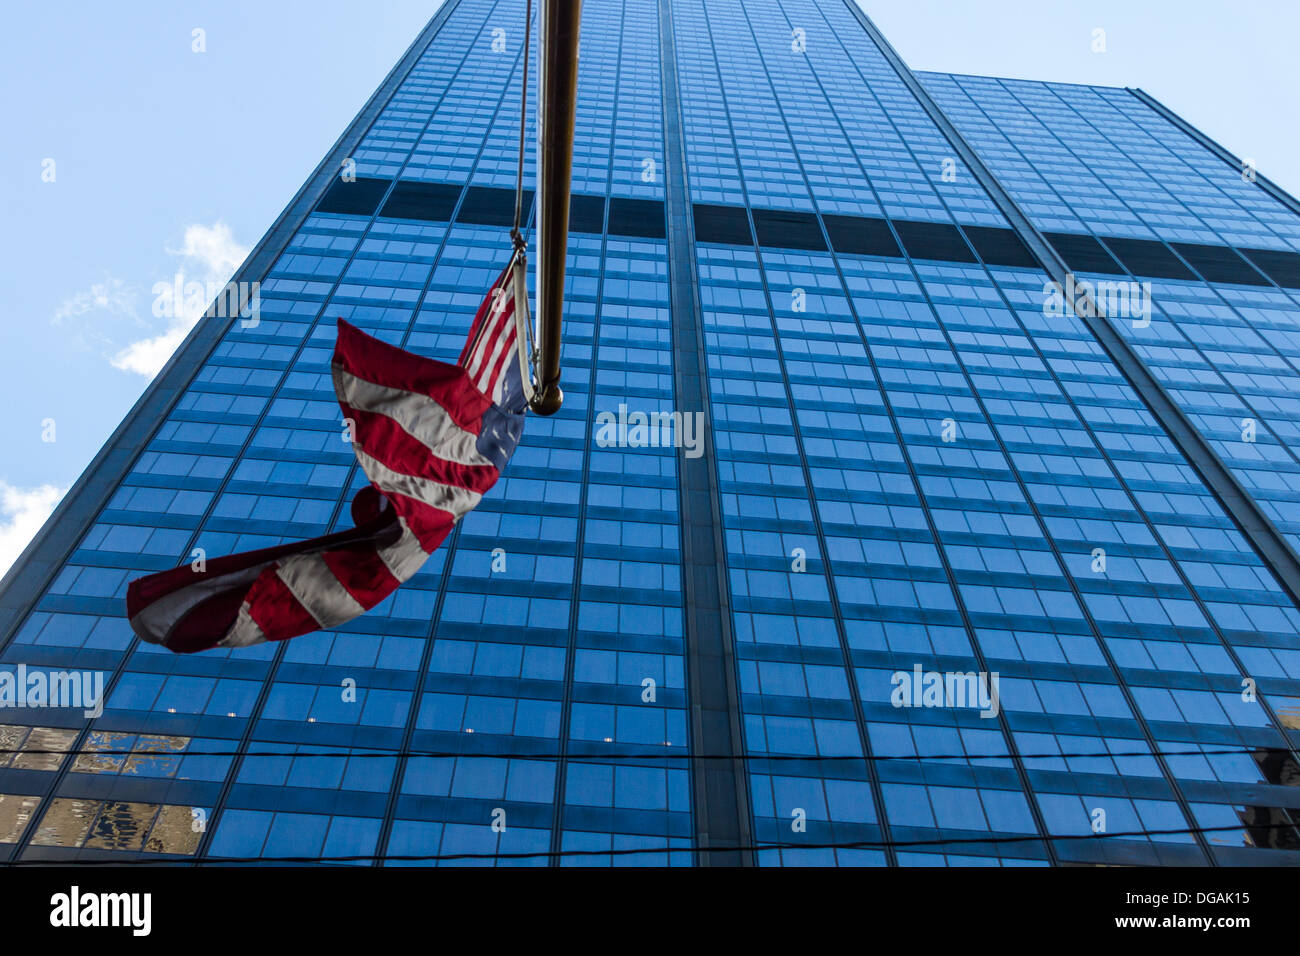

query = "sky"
(1, 0), (1297, 576)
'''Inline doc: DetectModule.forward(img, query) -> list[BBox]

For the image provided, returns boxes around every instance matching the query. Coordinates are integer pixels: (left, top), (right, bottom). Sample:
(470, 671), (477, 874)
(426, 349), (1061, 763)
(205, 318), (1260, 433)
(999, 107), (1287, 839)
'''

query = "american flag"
(126, 256), (529, 653)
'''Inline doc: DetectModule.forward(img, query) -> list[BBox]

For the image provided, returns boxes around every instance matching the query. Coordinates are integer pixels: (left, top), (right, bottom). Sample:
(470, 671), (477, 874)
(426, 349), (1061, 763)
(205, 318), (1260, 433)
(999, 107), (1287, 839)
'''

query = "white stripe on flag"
(470, 308), (513, 389)
(275, 552), (367, 629)
(128, 561), (272, 645)
(218, 602), (268, 649)
(491, 352), (509, 405)
(354, 447), (484, 519)
(376, 516), (430, 581)
(466, 286), (514, 383)
(332, 364), (494, 468)
(475, 323), (516, 395)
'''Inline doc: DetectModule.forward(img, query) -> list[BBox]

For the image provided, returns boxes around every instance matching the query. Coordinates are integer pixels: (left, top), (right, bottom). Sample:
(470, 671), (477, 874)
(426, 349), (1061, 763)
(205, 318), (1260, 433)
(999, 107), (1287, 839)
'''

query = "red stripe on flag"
(458, 261), (515, 367)
(321, 545), (404, 610)
(126, 505), (398, 619)
(335, 320), (490, 434)
(164, 588), (248, 654)
(245, 570), (320, 642)
(379, 493), (457, 552)
(481, 323), (517, 399)
(339, 403), (503, 496)
(467, 293), (515, 385)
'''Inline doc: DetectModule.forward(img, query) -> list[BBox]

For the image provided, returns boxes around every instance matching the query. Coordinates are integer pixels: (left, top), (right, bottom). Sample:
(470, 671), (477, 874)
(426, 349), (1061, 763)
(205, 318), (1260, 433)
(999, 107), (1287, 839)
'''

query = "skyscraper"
(3, 0), (1300, 867)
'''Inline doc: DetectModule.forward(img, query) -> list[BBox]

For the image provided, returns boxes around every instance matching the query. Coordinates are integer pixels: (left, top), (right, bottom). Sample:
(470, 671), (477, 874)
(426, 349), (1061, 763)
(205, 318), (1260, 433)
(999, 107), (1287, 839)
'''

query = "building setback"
(2, 0), (1300, 866)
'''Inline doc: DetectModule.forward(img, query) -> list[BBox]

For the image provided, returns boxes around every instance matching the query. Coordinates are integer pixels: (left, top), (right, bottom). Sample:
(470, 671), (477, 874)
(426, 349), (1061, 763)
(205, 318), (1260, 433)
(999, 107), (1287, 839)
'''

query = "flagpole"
(529, 0), (581, 416)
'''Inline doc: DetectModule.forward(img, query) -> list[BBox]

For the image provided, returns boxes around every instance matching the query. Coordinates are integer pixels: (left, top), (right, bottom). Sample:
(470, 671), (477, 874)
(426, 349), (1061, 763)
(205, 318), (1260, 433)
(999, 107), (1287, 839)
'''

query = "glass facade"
(922, 73), (1300, 557)
(1, 0), (1298, 866)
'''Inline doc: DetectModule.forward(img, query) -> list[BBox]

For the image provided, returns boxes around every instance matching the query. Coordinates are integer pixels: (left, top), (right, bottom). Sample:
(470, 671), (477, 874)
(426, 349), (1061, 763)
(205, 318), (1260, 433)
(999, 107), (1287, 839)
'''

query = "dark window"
(1171, 242), (1269, 286)
(379, 181), (461, 222)
(823, 214), (901, 258)
(1044, 232), (1125, 275)
(751, 208), (826, 251)
(456, 186), (531, 227)
(692, 204), (753, 246)
(961, 225), (1038, 268)
(1239, 247), (1300, 289)
(1099, 237), (1196, 281)
(607, 198), (666, 239)
(315, 177), (389, 217)
(893, 220), (976, 263)
(568, 194), (606, 234)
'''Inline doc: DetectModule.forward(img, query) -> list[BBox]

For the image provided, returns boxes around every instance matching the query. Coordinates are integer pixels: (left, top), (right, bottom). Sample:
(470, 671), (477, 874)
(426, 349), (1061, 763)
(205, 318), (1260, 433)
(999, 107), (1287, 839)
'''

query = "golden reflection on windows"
(71, 732), (192, 777)
(124, 734), (189, 777)
(30, 797), (98, 846)
(0, 725), (78, 771)
(72, 730), (133, 773)
(1275, 699), (1300, 731)
(28, 798), (202, 854)
(0, 793), (41, 842)
(143, 804), (203, 855)
(83, 801), (156, 851)
(0, 726), (27, 768)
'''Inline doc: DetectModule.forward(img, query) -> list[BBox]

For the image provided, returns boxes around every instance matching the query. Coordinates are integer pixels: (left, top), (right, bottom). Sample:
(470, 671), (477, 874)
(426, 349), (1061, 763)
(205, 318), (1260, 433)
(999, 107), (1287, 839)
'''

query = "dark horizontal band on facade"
(314, 177), (1300, 288)
(315, 177), (666, 239)
(1044, 232), (1299, 288)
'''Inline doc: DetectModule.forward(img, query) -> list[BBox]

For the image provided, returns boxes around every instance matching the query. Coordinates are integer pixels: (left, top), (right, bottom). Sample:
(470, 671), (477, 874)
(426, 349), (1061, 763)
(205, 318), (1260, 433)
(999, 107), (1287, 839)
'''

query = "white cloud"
(110, 326), (190, 377)
(50, 223), (251, 378)
(52, 277), (143, 352)
(53, 276), (137, 325)
(111, 221), (250, 378)
(0, 482), (67, 579)
(168, 221), (248, 278)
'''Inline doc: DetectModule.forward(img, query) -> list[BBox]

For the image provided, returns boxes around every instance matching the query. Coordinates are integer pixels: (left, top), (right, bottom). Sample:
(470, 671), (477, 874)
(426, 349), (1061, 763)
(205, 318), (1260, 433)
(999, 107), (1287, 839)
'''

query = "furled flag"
(126, 255), (531, 653)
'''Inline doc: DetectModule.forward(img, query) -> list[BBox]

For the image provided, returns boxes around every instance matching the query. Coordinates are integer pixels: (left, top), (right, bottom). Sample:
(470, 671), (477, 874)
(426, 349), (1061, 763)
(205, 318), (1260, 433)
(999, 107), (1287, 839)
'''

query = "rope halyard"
(511, 0), (538, 401)
(511, 0), (534, 257)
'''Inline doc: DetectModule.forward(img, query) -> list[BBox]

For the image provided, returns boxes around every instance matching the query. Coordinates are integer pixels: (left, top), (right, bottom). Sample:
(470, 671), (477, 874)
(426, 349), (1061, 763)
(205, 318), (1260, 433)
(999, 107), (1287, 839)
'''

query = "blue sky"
(1, 0), (1297, 573)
